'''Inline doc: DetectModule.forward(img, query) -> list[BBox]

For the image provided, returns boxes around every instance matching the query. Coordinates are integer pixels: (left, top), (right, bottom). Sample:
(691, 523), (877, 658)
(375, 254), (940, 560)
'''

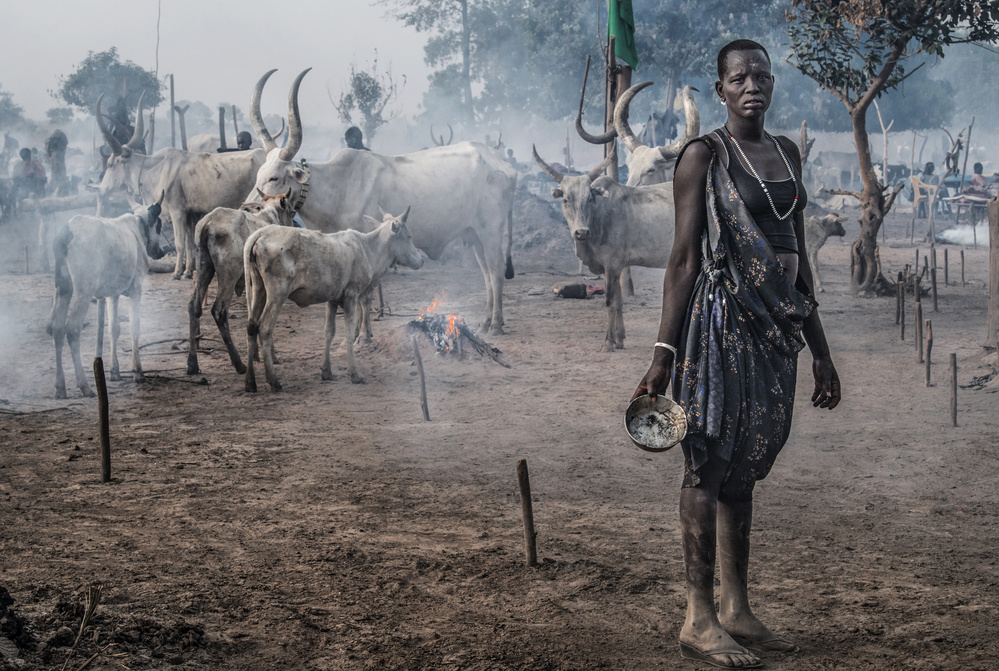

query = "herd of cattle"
(39, 68), (850, 398)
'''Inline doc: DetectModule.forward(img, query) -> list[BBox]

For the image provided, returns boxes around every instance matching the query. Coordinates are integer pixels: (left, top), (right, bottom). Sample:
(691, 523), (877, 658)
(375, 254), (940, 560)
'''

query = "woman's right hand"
(632, 353), (673, 402)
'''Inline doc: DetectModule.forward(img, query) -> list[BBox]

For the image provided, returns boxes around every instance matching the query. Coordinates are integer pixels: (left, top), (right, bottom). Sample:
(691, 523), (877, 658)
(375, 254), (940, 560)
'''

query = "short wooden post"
(923, 256), (929, 279)
(925, 320), (933, 386)
(944, 248), (949, 285)
(915, 302), (924, 363)
(94, 357), (111, 483)
(516, 458), (538, 567)
(931, 266), (938, 312)
(899, 283), (906, 341)
(961, 249), (966, 287)
(411, 335), (430, 421)
(915, 249), (919, 276)
(895, 273), (902, 325)
(24, 246), (29, 274)
(950, 353), (958, 426)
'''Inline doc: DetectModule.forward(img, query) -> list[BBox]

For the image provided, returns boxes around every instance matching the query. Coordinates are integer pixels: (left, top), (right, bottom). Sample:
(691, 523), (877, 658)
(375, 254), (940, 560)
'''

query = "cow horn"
(273, 117), (286, 146)
(279, 68), (310, 162)
(586, 147), (615, 182)
(250, 69), (279, 153)
(576, 55), (617, 145)
(660, 85), (700, 159)
(96, 93), (123, 156)
(400, 205), (411, 223)
(531, 145), (564, 184)
(126, 90), (146, 150)
(614, 81), (654, 154)
(494, 132), (502, 150)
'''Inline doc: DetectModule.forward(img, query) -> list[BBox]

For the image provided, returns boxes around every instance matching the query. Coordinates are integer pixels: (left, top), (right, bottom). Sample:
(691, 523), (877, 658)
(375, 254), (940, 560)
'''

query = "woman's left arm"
(782, 136), (841, 409)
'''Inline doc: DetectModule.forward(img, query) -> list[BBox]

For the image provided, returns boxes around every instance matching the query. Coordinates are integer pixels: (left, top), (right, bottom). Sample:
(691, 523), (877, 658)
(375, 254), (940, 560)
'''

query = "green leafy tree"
(330, 53), (403, 144)
(787, 0), (999, 293)
(0, 84), (24, 129)
(56, 48), (163, 117)
(381, 0), (476, 124)
(46, 108), (75, 125)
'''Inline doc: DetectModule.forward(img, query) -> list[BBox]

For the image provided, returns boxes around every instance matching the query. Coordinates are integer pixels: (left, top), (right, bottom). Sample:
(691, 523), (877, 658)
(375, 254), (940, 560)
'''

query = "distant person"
(236, 131), (252, 151)
(506, 148), (523, 170)
(13, 147), (47, 200)
(917, 162), (949, 216)
(964, 162), (994, 198)
(345, 126), (369, 151)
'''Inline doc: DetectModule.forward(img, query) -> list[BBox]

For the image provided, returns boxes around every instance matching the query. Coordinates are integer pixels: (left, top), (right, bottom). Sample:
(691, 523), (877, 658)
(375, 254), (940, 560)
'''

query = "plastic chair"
(910, 176), (938, 219)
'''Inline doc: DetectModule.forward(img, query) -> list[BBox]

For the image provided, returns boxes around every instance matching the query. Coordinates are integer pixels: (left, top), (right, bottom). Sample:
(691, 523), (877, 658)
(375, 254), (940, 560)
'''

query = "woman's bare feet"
(679, 620), (762, 668)
(721, 611), (800, 653)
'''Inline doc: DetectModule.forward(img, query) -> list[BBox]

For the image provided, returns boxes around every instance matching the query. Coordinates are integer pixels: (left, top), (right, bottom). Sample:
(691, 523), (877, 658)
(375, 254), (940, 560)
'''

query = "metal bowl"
(625, 394), (687, 452)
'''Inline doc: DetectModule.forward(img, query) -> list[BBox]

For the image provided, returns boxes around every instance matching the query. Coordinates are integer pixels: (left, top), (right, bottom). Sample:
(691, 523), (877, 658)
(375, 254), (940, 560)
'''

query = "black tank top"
(715, 130), (806, 254)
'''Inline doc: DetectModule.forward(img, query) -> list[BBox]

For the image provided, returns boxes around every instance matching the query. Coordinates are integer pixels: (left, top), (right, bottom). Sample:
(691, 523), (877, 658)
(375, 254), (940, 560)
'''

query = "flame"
(418, 292), (446, 320)
(446, 313), (459, 339)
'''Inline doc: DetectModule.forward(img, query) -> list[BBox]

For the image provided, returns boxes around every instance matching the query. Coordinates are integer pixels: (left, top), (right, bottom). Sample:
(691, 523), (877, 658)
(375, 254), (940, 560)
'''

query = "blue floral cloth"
(674, 137), (815, 500)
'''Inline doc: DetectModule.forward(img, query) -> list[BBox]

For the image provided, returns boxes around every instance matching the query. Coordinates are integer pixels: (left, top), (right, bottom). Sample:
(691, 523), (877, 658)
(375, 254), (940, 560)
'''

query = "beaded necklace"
(723, 126), (799, 221)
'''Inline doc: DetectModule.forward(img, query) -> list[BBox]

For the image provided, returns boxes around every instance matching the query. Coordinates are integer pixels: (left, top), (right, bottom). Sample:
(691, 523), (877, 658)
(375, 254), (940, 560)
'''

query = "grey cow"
(804, 213), (848, 293)
(243, 208), (424, 392)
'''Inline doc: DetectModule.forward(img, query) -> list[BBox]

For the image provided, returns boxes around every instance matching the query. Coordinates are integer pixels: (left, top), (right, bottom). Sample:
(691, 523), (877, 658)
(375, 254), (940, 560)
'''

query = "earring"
(719, 98), (726, 105)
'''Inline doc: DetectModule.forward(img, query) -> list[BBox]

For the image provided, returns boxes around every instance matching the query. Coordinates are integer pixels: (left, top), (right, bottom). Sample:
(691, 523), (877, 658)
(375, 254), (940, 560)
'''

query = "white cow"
(248, 69), (517, 335)
(47, 198), (165, 398)
(533, 147), (675, 351)
(96, 92), (270, 279)
(243, 208), (424, 392)
(186, 189), (295, 375)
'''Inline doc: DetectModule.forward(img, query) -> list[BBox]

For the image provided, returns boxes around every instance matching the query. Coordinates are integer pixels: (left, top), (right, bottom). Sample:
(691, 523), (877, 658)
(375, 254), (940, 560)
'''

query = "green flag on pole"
(607, 0), (638, 69)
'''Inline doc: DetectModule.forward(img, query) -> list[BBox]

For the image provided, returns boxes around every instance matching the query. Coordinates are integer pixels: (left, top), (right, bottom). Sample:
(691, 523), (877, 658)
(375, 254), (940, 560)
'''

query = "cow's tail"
(47, 225), (74, 336)
(504, 201), (515, 280)
(244, 233), (262, 339)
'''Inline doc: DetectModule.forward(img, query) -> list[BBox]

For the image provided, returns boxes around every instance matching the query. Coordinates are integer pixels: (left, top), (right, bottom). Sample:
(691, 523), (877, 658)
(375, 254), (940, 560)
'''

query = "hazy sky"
(1, 0), (432, 124)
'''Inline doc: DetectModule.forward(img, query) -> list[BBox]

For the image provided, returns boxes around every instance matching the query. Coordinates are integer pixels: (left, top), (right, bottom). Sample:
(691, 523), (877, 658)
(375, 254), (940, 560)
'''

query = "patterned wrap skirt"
(674, 145), (815, 501)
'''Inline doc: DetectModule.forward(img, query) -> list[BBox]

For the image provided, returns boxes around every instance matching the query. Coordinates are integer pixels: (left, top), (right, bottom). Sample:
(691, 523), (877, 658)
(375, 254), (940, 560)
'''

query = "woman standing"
(633, 40), (841, 669)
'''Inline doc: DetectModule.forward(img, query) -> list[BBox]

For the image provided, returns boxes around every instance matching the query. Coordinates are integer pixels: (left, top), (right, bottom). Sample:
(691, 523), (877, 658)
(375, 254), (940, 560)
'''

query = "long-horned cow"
(187, 190), (296, 376)
(47, 198), (166, 398)
(243, 208), (424, 392)
(96, 92), (271, 279)
(533, 146), (675, 351)
(248, 69), (517, 335)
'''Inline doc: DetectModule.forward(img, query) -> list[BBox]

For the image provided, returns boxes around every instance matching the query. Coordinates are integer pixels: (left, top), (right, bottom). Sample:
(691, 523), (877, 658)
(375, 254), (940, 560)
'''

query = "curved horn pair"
(533, 143), (615, 185)
(279, 68), (310, 161)
(126, 91), (146, 151)
(576, 55), (617, 145)
(96, 92), (123, 156)
(430, 124), (454, 147)
(615, 83), (700, 157)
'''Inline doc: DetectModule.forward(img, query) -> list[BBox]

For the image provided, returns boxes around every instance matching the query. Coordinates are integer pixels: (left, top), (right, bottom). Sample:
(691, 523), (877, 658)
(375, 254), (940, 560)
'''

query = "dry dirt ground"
(1, 196), (997, 671)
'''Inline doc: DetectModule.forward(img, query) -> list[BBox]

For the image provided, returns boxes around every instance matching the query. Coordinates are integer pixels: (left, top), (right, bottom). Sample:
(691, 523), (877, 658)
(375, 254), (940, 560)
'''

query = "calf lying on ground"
(804, 213), (848, 293)
(244, 207), (424, 392)
(47, 198), (165, 398)
(187, 189), (294, 376)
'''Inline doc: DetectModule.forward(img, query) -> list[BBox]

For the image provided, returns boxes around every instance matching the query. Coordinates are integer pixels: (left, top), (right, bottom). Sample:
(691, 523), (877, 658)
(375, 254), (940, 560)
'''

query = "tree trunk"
(850, 106), (892, 294)
(459, 0), (474, 126)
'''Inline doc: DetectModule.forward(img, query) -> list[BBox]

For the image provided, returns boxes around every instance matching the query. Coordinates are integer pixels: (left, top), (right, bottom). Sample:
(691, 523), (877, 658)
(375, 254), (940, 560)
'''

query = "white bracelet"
(654, 342), (677, 355)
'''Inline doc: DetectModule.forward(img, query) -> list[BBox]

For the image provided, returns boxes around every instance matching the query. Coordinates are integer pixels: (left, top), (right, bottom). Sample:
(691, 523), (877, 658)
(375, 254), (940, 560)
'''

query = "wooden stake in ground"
(411, 335), (430, 421)
(93, 357), (111, 483)
(925, 320), (933, 386)
(961, 249), (966, 287)
(944, 248), (949, 285)
(516, 458), (538, 567)
(895, 272), (905, 326)
(24, 246), (28, 274)
(916, 302), (924, 363)
(950, 353), (958, 426)
(899, 279), (906, 340)
(915, 249), (919, 276)
(931, 266), (938, 312)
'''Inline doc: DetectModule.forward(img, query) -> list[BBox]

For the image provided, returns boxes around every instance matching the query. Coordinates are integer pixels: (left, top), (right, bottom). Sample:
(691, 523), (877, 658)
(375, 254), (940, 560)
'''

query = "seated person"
(963, 162), (995, 198)
(919, 162), (950, 215)
(344, 126), (369, 151)
(12, 148), (46, 200)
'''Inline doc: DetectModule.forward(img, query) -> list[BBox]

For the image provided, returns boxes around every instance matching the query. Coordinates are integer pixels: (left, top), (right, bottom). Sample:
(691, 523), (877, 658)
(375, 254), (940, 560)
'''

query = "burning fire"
(414, 294), (465, 352)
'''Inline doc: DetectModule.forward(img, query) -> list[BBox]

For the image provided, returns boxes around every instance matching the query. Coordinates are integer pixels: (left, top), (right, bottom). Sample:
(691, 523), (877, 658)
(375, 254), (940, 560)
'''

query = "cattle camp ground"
(2, 185), (998, 670)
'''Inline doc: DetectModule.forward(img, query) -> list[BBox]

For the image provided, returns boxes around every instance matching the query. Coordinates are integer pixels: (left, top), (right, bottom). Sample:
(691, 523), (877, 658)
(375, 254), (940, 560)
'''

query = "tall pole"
(604, 35), (619, 183)
(170, 74), (176, 148)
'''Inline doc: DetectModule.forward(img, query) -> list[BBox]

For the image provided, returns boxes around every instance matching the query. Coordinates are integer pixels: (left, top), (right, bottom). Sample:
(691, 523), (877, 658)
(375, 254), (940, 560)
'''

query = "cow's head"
(138, 190), (165, 260)
(250, 188), (297, 226)
(616, 84), (699, 187)
(821, 213), (848, 238)
(366, 206), (424, 270)
(533, 145), (615, 242)
(97, 91), (149, 208)
(249, 69), (311, 206)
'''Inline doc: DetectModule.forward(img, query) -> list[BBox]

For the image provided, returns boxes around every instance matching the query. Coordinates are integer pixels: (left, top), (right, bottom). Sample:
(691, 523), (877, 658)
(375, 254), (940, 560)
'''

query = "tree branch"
(824, 189), (862, 200)
(883, 182), (906, 215)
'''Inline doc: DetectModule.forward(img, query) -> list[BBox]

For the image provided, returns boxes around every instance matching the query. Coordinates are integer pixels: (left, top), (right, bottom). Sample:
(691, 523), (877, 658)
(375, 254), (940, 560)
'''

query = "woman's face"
(716, 49), (773, 120)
